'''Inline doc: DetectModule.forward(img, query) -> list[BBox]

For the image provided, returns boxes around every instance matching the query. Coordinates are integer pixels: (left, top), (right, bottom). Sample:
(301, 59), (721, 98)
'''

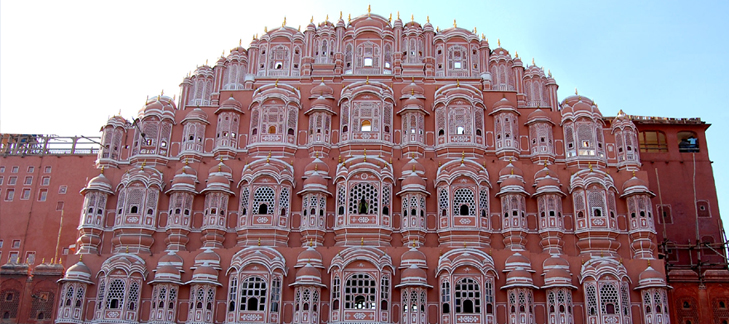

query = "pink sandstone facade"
(1, 11), (727, 324)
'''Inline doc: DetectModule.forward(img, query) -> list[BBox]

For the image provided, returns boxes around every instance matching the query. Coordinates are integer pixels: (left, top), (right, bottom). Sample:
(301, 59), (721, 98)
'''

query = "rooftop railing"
(1, 134), (100, 156)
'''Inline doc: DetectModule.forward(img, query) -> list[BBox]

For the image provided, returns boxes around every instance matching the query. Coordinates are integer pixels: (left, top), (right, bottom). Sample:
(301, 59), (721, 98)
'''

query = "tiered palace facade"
(1, 11), (727, 324)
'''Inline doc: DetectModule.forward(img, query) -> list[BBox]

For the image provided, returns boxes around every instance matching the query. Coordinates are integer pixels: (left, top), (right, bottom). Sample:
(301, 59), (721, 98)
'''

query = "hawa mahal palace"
(1, 10), (727, 324)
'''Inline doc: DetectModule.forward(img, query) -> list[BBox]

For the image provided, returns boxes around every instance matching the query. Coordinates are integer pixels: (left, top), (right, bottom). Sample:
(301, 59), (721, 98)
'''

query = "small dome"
(66, 261), (92, 278)
(500, 176), (524, 189)
(493, 97), (516, 110)
(401, 82), (425, 98)
(637, 266), (667, 288)
(402, 173), (427, 189)
(402, 158), (426, 175)
(527, 108), (552, 124)
(311, 96), (331, 107)
(303, 171), (328, 189)
(219, 96), (243, 111)
(311, 81), (334, 98)
(504, 252), (531, 271)
(403, 95), (422, 108)
(296, 263), (322, 279)
(400, 247), (428, 269)
(536, 176), (560, 189)
(304, 157), (330, 175)
(105, 115), (129, 127)
(209, 161), (233, 175)
(184, 108), (209, 122)
(544, 268), (573, 284)
(622, 176), (648, 191)
(543, 255), (570, 269)
(401, 266), (428, 280)
(499, 162), (524, 178)
(192, 265), (218, 277)
(295, 245), (324, 269)
(88, 173), (112, 187)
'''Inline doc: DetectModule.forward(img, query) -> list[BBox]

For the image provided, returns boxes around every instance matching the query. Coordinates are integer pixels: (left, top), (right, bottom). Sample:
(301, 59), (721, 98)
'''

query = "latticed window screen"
(620, 283), (630, 316)
(455, 278), (481, 314)
(439, 189), (449, 212)
(586, 285), (597, 316)
(479, 189), (489, 216)
(452, 188), (475, 216)
(344, 273), (376, 310)
(128, 281), (140, 311)
(228, 278), (238, 311)
(380, 274), (390, 310)
(348, 183), (378, 215)
(253, 187), (275, 214)
(599, 283), (619, 314)
(0, 289), (20, 319)
(106, 279), (125, 309)
(240, 277), (267, 311)
(279, 188), (290, 214)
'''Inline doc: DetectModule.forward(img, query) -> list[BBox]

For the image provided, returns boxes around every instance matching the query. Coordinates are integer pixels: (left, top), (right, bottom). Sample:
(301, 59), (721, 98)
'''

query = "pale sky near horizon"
(2, 1), (728, 231)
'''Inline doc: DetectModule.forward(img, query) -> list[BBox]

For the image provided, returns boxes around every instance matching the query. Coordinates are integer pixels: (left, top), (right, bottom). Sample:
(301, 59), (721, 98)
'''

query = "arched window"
(106, 279), (125, 309)
(452, 188), (475, 217)
(344, 274), (376, 310)
(253, 187), (275, 215)
(268, 126), (277, 134)
(240, 277), (267, 311)
(455, 278), (480, 314)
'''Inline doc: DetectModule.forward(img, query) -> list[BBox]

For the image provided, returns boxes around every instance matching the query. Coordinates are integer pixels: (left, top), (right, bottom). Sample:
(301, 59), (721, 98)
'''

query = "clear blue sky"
(2, 0), (728, 228)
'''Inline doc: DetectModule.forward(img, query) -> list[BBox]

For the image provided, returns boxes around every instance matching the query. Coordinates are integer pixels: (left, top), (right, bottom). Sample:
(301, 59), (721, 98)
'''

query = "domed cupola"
(303, 154), (331, 179)
(81, 172), (114, 195)
(183, 107), (209, 124)
(533, 165), (565, 196)
(59, 260), (94, 284)
(397, 265), (431, 288)
(293, 263), (325, 287)
(496, 161), (528, 197)
(216, 95), (244, 114)
(636, 264), (668, 289)
(201, 160), (234, 194)
(541, 255), (576, 289)
(620, 174), (654, 198)
(167, 164), (199, 194)
(139, 95), (177, 120)
(149, 251), (184, 285)
(295, 243), (325, 269)
(187, 248), (222, 286)
(502, 253), (537, 289)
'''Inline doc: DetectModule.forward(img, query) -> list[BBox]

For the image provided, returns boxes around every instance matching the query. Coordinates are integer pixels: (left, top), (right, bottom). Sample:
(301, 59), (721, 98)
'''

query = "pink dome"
(401, 82), (425, 97)
(500, 177), (524, 188)
(493, 97), (516, 110)
(295, 246), (324, 269)
(402, 158), (426, 175)
(88, 173), (112, 187)
(184, 108), (209, 122)
(303, 172), (328, 187)
(310, 81), (334, 97)
(403, 95), (422, 107)
(311, 97), (331, 107)
(305, 158), (330, 174)
(527, 108), (552, 123)
(622, 176), (648, 191)
(505, 252), (531, 270)
(536, 176), (560, 189)
(209, 161), (232, 175)
(296, 264), (322, 279)
(499, 162), (523, 177)
(402, 173), (427, 188)
(401, 266), (427, 280)
(637, 266), (667, 288)
(544, 268), (572, 282)
(66, 261), (91, 276)
(400, 247), (428, 269)
(192, 265), (218, 277)
(220, 96), (243, 110)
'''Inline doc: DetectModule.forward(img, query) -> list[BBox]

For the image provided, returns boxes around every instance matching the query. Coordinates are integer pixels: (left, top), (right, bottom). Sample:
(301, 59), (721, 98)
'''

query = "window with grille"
(455, 278), (480, 313)
(599, 283), (619, 315)
(441, 281), (451, 313)
(270, 277), (282, 312)
(453, 188), (475, 216)
(106, 279), (125, 309)
(228, 278), (238, 311)
(348, 183), (378, 215)
(240, 277), (267, 311)
(253, 187), (275, 215)
(344, 273), (376, 310)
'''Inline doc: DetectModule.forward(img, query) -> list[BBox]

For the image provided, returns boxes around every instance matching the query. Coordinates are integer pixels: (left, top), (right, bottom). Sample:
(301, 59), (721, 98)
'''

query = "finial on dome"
(532, 58), (535, 65)
(141, 160), (146, 170)
(411, 88), (415, 96)
(388, 13), (392, 22)
(266, 152), (271, 163)
(474, 27), (477, 33)
(100, 165), (105, 174)
(185, 158), (189, 166)
(325, 14), (329, 21)
(275, 79), (279, 87)
(589, 163), (593, 172)
(264, 26), (267, 33)
(427, 16), (430, 23)
(367, 4), (371, 17)
(366, 76), (369, 84)
(126, 246), (129, 253)
(41, 258), (45, 264)
(515, 51), (518, 58)
(310, 16), (314, 23)
(461, 151), (465, 164)
(411, 14), (414, 21)
(453, 19), (457, 28)
(464, 242), (467, 248)
(548, 69), (552, 77)
(361, 237), (365, 246)
(456, 79), (460, 87)
(340, 11), (342, 20)
(348, 13), (351, 22)
(498, 39), (501, 47)
(309, 239), (313, 247)
(258, 238), (261, 246)
(575, 88), (578, 95)
(413, 164), (416, 172)
(436, 26), (439, 32)
(204, 59), (208, 66)
(50, 258), (54, 264)
(78, 254), (82, 261)
(363, 148), (367, 162)
(647, 259), (651, 267)
(632, 170), (636, 177)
